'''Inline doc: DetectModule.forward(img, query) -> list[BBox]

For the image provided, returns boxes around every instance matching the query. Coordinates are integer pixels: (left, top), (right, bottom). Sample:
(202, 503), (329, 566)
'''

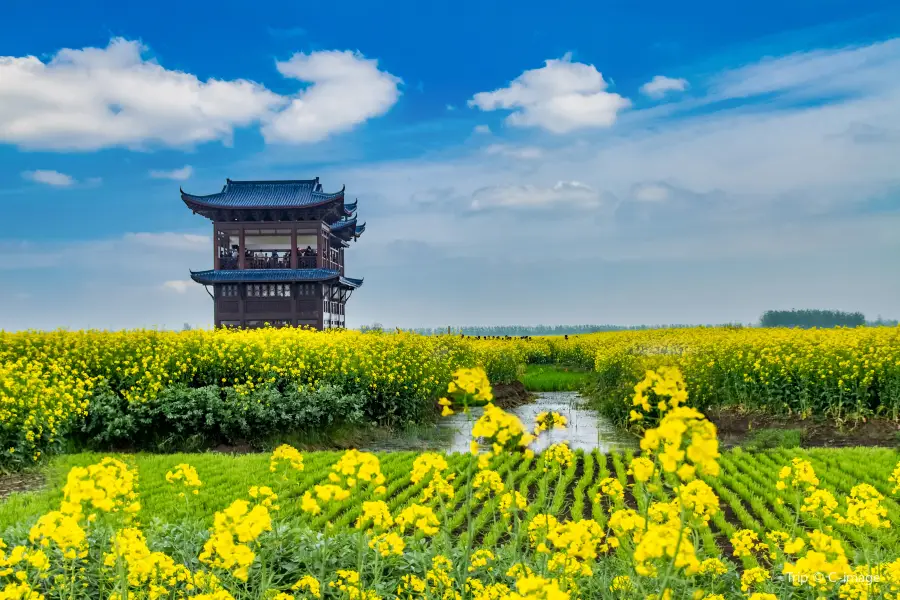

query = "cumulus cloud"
(640, 75), (688, 98)
(484, 144), (543, 159)
(468, 53), (630, 133)
(0, 39), (401, 150)
(473, 124), (491, 134)
(262, 50), (402, 143)
(470, 180), (602, 210)
(0, 38), (285, 150)
(150, 165), (193, 181)
(21, 169), (74, 186)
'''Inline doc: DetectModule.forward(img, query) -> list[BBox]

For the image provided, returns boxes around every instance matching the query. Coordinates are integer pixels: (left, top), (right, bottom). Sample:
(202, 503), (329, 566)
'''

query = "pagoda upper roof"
(190, 268), (363, 288)
(182, 178), (344, 211)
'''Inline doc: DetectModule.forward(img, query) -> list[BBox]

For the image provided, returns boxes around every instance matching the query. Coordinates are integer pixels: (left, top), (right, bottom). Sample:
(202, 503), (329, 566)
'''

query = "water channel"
(437, 391), (636, 454)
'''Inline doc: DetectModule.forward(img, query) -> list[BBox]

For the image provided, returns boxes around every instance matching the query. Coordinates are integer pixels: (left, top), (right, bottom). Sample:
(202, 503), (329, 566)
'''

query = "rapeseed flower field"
(523, 326), (900, 424)
(2, 326), (899, 467)
(0, 329), (524, 467)
(2, 367), (900, 599)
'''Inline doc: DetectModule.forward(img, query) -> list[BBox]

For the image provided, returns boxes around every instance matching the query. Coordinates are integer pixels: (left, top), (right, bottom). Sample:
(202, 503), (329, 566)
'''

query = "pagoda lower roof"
(330, 218), (366, 241)
(181, 178), (344, 210)
(190, 269), (363, 288)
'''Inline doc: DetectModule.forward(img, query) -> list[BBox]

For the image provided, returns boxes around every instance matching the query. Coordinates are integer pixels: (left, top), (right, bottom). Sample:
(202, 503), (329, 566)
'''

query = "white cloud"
(21, 170), (75, 186)
(262, 50), (401, 143)
(631, 182), (670, 202)
(0, 38), (285, 150)
(446, 104), (456, 111)
(468, 53), (630, 133)
(474, 124), (491, 134)
(484, 144), (543, 159)
(0, 39), (401, 150)
(162, 280), (192, 294)
(470, 180), (601, 210)
(640, 75), (688, 98)
(709, 39), (900, 101)
(150, 165), (193, 181)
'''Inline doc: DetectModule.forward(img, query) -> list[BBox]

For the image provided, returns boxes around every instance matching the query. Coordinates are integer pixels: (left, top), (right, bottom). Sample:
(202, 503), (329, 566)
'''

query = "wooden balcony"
(217, 251), (323, 270)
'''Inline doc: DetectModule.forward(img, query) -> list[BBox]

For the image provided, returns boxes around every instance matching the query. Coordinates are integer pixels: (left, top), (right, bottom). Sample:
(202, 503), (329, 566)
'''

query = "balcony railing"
(217, 250), (322, 270)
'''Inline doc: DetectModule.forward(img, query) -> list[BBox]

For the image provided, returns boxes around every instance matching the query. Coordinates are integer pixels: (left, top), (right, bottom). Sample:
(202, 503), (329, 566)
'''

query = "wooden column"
(238, 227), (246, 270)
(213, 225), (220, 270)
(290, 226), (297, 269)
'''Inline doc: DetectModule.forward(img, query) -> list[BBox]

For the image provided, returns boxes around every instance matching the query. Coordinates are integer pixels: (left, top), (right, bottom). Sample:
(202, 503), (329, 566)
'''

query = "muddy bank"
(708, 408), (900, 448)
(492, 381), (535, 409)
(0, 471), (45, 500)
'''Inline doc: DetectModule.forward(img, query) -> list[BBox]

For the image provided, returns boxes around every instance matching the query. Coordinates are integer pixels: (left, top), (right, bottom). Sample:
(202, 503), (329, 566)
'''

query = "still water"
(438, 391), (636, 454)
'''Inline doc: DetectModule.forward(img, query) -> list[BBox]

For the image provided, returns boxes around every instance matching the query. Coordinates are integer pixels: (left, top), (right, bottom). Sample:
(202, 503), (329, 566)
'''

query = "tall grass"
(520, 364), (591, 392)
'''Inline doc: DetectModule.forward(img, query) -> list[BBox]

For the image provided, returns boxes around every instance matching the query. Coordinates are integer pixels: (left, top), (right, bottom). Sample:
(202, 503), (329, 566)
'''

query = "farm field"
(2, 443), (900, 598)
(3, 446), (900, 558)
(3, 325), (900, 469)
(2, 365), (900, 599)
(2, 326), (900, 598)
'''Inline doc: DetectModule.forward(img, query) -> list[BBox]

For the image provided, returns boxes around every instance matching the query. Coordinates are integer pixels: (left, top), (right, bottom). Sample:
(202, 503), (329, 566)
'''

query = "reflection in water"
(438, 391), (636, 454)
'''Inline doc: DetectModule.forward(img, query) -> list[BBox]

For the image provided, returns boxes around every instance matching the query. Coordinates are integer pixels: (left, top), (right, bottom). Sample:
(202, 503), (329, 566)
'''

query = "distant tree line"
(403, 323), (745, 337)
(759, 309), (865, 329)
(868, 316), (899, 327)
(358, 314), (896, 335)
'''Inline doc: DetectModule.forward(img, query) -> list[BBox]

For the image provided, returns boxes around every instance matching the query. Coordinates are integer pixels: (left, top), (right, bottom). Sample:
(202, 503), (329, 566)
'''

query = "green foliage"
(78, 383), (366, 451)
(760, 309), (865, 328)
(520, 364), (591, 392)
(742, 428), (803, 451)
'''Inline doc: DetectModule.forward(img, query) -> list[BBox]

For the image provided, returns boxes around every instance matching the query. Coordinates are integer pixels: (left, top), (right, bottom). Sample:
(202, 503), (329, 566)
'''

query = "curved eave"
(338, 276), (364, 289)
(180, 187), (345, 213)
(330, 217), (357, 230)
(189, 269), (342, 285)
(329, 218), (358, 241)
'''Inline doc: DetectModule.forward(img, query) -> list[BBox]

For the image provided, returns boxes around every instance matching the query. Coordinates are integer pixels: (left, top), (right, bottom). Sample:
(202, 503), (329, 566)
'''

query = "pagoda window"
(245, 283), (292, 298)
(219, 284), (239, 297)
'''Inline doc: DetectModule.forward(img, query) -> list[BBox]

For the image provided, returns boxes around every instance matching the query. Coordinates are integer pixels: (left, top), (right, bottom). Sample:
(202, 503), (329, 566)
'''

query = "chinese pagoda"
(182, 178), (365, 329)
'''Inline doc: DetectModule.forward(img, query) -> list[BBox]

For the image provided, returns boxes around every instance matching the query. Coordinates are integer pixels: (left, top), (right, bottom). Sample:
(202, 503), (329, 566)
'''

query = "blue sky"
(1, 0), (899, 330)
